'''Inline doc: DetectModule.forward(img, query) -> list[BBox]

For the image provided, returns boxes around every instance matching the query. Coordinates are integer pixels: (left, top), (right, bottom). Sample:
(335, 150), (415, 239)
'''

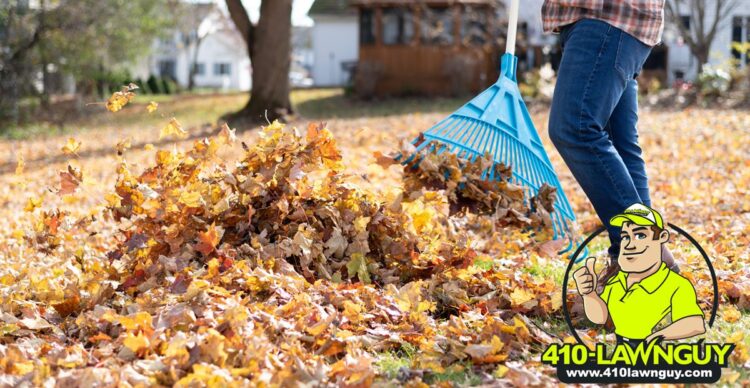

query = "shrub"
(147, 75), (162, 94)
(697, 64), (731, 100)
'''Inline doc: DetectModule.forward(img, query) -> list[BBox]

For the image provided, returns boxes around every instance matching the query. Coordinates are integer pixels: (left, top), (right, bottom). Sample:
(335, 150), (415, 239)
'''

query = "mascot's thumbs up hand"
(573, 257), (598, 296)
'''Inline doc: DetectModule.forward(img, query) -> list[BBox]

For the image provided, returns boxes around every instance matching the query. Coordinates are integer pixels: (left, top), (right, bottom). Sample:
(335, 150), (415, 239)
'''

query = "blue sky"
(241, 0), (315, 27)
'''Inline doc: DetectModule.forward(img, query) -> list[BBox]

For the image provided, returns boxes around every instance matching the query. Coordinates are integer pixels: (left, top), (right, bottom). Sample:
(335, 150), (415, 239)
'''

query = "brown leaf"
(52, 295), (81, 318)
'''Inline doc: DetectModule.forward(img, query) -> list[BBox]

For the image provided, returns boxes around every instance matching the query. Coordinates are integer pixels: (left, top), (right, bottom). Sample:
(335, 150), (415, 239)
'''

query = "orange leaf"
(195, 224), (223, 256)
(52, 295), (81, 318)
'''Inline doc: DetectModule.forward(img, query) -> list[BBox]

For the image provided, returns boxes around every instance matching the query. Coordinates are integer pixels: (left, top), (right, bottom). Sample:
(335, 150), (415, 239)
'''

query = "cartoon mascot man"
(574, 204), (705, 344)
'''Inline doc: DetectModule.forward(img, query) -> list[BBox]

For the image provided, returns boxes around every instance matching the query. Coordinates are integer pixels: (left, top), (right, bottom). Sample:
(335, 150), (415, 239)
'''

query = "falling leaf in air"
(160, 117), (187, 139)
(146, 101), (158, 113)
(24, 197), (42, 212)
(373, 151), (398, 168)
(61, 138), (82, 156)
(58, 165), (83, 196)
(106, 83), (138, 112)
(116, 137), (132, 156)
(217, 123), (236, 145)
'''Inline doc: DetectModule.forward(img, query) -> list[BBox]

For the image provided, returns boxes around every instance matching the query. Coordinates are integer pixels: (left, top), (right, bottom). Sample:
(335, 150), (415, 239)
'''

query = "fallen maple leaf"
(195, 224), (223, 256)
(52, 294), (81, 318)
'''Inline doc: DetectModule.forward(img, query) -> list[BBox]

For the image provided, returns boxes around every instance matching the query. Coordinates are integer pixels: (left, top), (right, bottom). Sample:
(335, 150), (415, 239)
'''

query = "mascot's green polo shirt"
(601, 262), (704, 340)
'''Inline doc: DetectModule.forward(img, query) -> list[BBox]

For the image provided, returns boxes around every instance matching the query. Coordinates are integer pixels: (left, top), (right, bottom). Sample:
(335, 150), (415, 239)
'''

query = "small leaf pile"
(394, 137), (558, 229)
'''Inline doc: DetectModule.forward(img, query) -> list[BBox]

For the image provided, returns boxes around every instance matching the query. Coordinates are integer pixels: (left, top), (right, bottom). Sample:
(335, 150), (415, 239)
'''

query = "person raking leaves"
(573, 204), (705, 344)
(542, 0), (678, 284)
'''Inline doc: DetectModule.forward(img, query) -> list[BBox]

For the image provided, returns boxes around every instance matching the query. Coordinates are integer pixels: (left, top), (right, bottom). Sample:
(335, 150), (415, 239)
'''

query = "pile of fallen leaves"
(0, 116), (565, 386)
(2, 86), (750, 386)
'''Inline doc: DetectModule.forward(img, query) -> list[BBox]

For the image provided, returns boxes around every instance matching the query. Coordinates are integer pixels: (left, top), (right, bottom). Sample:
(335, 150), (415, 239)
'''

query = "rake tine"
(402, 51), (580, 246)
(425, 117), (453, 138)
(453, 119), (478, 150)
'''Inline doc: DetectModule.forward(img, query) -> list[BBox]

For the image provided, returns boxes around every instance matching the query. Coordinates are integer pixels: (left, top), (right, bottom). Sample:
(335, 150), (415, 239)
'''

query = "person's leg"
(604, 79), (651, 208)
(548, 19), (652, 253)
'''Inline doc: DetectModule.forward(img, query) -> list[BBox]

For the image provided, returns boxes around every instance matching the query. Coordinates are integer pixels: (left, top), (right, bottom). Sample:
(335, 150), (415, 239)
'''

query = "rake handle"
(506, 0), (519, 56)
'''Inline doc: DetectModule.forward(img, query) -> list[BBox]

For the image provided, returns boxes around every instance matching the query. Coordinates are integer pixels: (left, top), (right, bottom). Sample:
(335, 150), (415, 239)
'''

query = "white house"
(308, 0), (750, 86)
(309, 0), (359, 86)
(663, 1), (750, 83)
(136, 2), (252, 91)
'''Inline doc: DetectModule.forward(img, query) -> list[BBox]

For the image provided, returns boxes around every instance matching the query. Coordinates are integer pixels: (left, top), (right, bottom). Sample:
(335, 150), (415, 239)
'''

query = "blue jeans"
(548, 19), (653, 256)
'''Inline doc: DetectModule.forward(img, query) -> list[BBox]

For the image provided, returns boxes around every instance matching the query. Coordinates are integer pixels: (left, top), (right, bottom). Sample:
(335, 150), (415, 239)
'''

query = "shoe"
(597, 254), (620, 288)
(662, 245), (680, 273)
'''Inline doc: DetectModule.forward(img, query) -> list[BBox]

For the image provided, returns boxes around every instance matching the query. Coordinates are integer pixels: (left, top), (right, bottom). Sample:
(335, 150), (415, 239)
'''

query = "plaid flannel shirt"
(542, 0), (665, 46)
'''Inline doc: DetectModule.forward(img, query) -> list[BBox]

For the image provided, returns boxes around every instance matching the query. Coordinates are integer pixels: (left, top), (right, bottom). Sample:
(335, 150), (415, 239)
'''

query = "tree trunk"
(0, 65), (21, 126)
(188, 37), (204, 91)
(694, 48), (709, 75)
(225, 0), (293, 126)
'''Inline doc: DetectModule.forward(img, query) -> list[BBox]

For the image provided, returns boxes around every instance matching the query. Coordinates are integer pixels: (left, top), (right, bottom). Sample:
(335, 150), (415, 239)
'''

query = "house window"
(421, 6), (454, 45)
(214, 63), (231, 75)
(731, 16), (750, 65)
(192, 62), (205, 76)
(360, 8), (376, 45)
(461, 5), (490, 45)
(382, 7), (414, 45)
(680, 15), (691, 31)
(158, 60), (176, 80)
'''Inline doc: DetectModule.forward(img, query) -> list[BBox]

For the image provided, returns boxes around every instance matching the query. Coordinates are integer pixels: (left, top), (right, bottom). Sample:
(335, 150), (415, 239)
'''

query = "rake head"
(402, 53), (582, 255)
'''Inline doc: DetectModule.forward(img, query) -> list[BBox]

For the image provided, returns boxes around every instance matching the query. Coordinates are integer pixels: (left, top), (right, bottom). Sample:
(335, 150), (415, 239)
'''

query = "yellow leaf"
(104, 193), (121, 207)
(509, 288), (535, 307)
(146, 101), (158, 113)
(144, 143), (154, 151)
(117, 312), (153, 332)
(123, 332), (150, 353)
(11, 229), (24, 239)
(106, 84), (138, 112)
(24, 197), (42, 212)
(61, 138), (81, 155)
(15, 153), (24, 175)
(493, 365), (509, 378)
(160, 117), (187, 139)
(11, 361), (35, 375)
(179, 191), (203, 207)
(722, 305), (741, 323)
(116, 137), (132, 155)
(0, 323), (18, 336)
(726, 331), (744, 343)
(342, 300), (363, 323)
(218, 123), (236, 145)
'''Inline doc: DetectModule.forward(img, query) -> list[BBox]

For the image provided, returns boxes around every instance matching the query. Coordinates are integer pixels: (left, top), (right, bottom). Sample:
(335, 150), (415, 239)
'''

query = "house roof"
(308, 0), (356, 16)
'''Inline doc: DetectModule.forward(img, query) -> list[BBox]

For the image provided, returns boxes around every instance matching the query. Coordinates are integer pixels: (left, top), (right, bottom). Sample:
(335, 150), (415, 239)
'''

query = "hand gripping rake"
(402, 0), (585, 258)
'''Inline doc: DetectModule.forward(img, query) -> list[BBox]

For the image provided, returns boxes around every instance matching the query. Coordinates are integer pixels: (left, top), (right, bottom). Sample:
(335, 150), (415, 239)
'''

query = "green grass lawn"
(3, 89), (470, 140)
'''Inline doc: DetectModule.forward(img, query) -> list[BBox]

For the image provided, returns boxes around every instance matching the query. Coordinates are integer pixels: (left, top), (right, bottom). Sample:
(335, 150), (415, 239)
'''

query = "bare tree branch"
(225, 0), (255, 59)
(665, 0), (740, 73)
